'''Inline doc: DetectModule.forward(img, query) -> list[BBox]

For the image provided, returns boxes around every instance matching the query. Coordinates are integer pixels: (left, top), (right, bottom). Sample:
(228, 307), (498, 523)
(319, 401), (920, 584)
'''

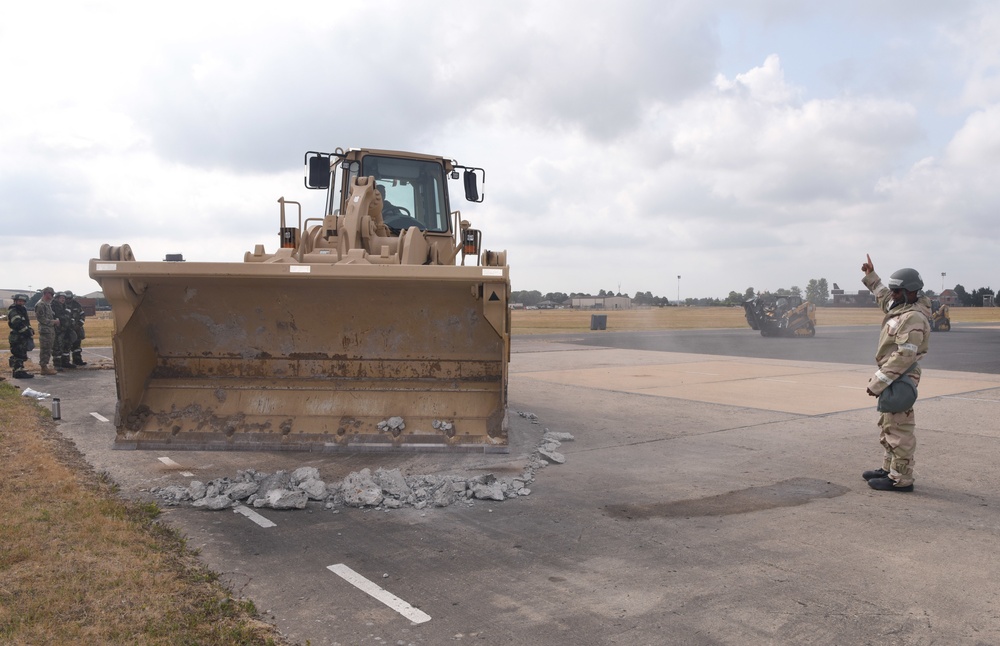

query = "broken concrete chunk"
(193, 494), (233, 510)
(291, 466), (320, 485)
(186, 481), (206, 500)
(374, 467), (412, 499)
(254, 489), (308, 510)
(222, 481), (260, 501)
(297, 478), (328, 500)
(341, 469), (384, 507)
(538, 448), (566, 464)
(472, 481), (505, 501)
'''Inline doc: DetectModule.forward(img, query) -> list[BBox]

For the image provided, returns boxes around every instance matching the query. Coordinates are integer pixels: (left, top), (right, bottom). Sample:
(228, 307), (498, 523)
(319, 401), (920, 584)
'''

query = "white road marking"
(90, 412), (110, 422)
(233, 505), (277, 528)
(158, 457), (194, 477)
(327, 563), (431, 624)
(942, 396), (1000, 403)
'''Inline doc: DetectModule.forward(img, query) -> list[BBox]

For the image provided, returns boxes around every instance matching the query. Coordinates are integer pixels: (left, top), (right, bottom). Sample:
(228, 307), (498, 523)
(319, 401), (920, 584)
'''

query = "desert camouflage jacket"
(34, 299), (56, 330)
(862, 270), (931, 395)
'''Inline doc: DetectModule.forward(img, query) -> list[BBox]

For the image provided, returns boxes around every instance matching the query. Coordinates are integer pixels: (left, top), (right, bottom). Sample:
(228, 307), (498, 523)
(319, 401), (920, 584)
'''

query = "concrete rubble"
(151, 412), (572, 513)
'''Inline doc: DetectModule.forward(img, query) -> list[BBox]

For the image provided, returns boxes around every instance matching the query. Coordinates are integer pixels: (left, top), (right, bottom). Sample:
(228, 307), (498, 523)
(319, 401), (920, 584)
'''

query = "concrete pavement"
(11, 331), (1000, 645)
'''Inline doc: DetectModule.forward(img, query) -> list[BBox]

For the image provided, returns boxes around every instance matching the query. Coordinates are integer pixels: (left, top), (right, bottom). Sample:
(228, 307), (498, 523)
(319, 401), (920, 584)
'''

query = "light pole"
(677, 275), (681, 305)
(941, 272), (946, 292)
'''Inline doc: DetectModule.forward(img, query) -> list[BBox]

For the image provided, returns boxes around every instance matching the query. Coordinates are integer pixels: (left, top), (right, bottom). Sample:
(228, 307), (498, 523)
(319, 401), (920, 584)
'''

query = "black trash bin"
(590, 314), (607, 330)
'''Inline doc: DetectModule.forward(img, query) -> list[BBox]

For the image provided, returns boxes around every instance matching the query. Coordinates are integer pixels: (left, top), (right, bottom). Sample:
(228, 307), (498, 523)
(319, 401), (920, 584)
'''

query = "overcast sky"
(2, 0), (998, 300)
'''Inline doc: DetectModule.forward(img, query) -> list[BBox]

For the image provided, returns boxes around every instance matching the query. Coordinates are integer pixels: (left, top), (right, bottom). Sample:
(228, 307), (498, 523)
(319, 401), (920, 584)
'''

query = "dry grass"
(0, 384), (288, 645)
(510, 306), (1000, 334)
(4, 306), (998, 350)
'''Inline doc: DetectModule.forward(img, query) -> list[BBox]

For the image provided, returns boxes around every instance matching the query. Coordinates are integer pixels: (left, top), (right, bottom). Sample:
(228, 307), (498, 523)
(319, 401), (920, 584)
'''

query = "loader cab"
(306, 149), (485, 237)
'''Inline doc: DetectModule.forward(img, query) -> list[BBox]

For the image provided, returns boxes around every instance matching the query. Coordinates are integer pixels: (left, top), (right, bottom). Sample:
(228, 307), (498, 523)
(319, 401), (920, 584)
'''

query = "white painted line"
(942, 396), (1000, 403)
(233, 505), (277, 528)
(158, 457), (194, 477)
(90, 412), (110, 423)
(327, 563), (431, 624)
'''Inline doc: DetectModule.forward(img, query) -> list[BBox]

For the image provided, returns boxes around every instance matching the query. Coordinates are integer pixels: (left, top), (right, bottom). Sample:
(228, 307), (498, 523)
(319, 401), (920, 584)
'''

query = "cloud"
(1, 1), (999, 298)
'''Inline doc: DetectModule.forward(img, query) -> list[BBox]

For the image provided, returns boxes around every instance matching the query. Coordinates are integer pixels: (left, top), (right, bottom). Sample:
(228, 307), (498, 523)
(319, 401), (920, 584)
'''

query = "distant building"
(570, 295), (631, 310)
(939, 289), (961, 307)
(831, 284), (876, 307)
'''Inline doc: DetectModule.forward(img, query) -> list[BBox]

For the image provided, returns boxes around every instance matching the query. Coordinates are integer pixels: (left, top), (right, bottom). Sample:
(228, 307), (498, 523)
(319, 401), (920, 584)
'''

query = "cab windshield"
(354, 155), (450, 233)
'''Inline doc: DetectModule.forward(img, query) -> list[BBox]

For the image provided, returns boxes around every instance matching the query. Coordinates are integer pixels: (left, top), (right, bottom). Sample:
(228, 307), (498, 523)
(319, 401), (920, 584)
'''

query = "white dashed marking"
(327, 563), (431, 624)
(158, 457), (194, 477)
(233, 505), (277, 528)
(90, 412), (110, 422)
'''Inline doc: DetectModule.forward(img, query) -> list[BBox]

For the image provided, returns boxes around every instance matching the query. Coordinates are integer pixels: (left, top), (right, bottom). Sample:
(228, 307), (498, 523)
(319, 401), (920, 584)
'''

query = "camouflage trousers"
(38, 327), (55, 367)
(7, 333), (30, 372)
(876, 373), (920, 487)
(57, 328), (78, 363)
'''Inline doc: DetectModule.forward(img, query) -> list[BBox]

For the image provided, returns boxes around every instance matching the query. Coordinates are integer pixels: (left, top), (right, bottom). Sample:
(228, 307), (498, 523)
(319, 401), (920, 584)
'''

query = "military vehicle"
(90, 147), (510, 452)
(743, 294), (817, 337)
(930, 300), (951, 332)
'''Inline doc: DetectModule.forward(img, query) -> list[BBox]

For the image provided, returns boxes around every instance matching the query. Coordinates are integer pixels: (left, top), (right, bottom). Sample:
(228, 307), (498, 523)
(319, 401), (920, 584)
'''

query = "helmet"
(64, 290), (75, 298)
(42, 286), (54, 295)
(888, 268), (923, 292)
(55, 292), (66, 298)
(13, 293), (28, 301)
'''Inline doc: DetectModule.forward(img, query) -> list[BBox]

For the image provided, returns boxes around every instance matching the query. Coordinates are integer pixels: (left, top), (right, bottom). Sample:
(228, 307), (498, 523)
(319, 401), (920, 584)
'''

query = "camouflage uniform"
(863, 270), (931, 487)
(34, 288), (58, 374)
(65, 291), (87, 365)
(52, 294), (76, 369)
(7, 300), (35, 378)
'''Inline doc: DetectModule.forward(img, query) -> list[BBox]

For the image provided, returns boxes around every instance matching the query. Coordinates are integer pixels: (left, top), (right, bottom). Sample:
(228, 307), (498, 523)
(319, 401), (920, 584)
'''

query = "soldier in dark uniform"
(64, 290), (87, 366)
(52, 292), (76, 370)
(7, 294), (35, 379)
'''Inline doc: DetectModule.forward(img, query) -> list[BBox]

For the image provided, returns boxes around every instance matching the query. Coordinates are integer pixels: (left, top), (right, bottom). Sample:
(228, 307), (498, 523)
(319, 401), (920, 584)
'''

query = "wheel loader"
(742, 294), (816, 337)
(90, 147), (510, 453)
(930, 300), (951, 331)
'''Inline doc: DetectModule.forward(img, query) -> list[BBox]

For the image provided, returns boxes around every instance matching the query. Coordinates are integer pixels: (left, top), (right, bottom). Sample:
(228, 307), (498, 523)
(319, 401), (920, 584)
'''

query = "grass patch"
(510, 306), (1000, 334)
(0, 383), (288, 644)
(4, 307), (998, 349)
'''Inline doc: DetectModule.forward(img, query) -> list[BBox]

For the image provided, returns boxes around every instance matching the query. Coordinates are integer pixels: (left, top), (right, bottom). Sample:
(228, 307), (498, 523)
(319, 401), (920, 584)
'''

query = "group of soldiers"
(6, 287), (87, 379)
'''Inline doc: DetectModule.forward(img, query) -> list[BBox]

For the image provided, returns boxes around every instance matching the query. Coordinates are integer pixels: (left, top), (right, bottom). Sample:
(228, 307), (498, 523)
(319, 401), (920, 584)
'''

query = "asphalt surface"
(13, 322), (1000, 645)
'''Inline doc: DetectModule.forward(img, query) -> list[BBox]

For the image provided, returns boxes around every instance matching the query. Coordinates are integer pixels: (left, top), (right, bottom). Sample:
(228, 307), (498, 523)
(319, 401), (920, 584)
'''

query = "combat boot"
(13, 370), (34, 379)
(867, 477), (913, 492)
(61, 357), (76, 369)
(72, 352), (87, 366)
(41, 365), (58, 376)
(862, 468), (889, 481)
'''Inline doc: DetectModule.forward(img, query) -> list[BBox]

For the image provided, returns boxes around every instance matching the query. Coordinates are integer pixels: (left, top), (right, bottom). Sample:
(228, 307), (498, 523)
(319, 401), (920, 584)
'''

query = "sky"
(2, 0), (999, 301)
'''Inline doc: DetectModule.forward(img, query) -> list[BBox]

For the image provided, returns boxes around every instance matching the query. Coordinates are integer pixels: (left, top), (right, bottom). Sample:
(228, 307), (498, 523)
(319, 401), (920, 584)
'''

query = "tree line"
(511, 280), (997, 307)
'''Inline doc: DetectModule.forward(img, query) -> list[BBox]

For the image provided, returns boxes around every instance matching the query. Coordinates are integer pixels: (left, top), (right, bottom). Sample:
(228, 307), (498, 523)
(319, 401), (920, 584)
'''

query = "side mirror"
(306, 153), (331, 189)
(463, 169), (484, 203)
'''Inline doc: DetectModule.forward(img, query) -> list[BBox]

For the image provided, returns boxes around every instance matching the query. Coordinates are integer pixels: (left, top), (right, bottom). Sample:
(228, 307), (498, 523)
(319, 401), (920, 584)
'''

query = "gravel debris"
(151, 411), (572, 513)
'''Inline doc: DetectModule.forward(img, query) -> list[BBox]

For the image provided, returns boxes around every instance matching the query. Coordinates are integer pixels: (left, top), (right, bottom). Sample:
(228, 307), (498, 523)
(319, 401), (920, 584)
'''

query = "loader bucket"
(90, 257), (510, 453)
